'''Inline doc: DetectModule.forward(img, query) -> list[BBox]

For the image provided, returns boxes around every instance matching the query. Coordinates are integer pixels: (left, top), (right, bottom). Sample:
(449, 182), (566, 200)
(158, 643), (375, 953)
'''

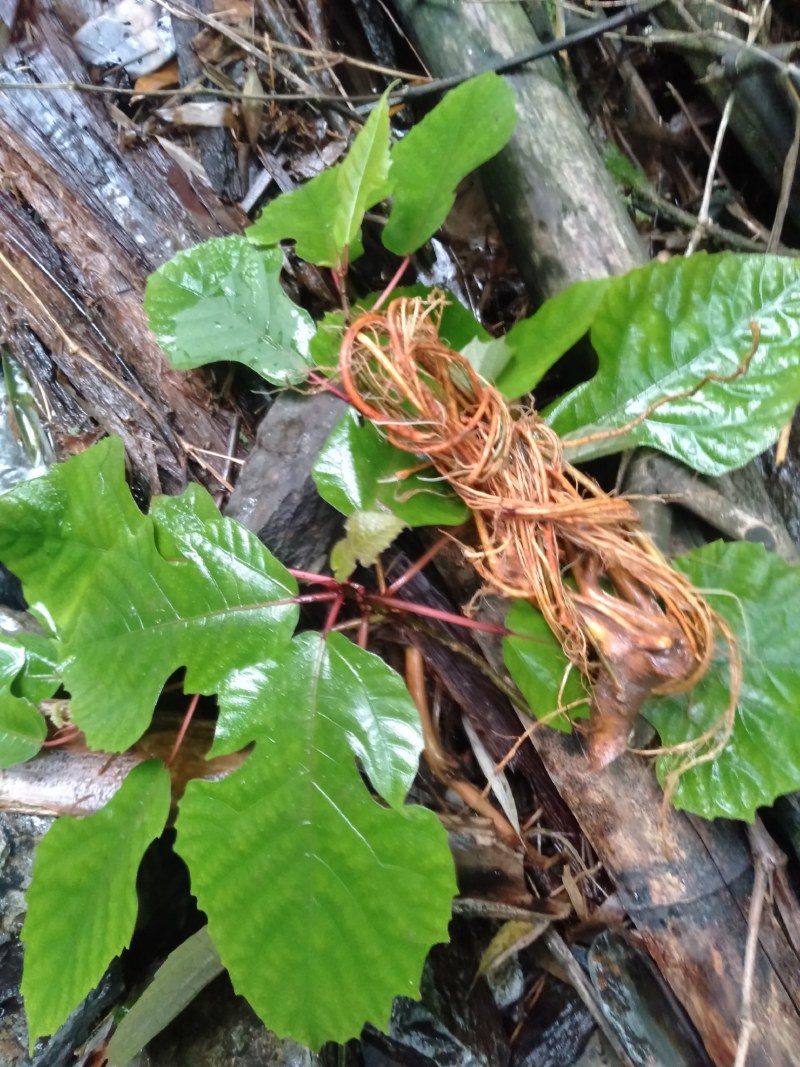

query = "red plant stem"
(357, 614), (370, 649)
(323, 591), (345, 634)
(385, 533), (452, 596)
(307, 370), (351, 404)
(168, 692), (201, 766)
(371, 593), (511, 635)
(372, 255), (411, 312)
(289, 568), (341, 587)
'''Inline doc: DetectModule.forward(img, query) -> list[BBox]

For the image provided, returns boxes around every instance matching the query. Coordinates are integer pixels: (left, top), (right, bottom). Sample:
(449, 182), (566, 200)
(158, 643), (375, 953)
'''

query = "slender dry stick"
(685, 0), (773, 255)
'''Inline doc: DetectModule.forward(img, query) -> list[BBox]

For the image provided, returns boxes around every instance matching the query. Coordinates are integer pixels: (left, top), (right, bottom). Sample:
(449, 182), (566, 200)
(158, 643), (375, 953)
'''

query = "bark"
(0, 1), (242, 493)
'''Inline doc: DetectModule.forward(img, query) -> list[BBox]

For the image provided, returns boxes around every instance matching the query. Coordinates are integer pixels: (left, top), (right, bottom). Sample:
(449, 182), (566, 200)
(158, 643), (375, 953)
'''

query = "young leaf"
(313, 408), (469, 527)
(176, 631), (456, 1047)
(546, 254), (800, 476)
(0, 687), (46, 768)
(0, 633), (59, 767)
(0, 439), (299, 751)
(106, 928), (224, 1067)
(503, 601), (588, 733)
(383, 72), (517, 255)
(494, 278), (612, 399)
(330, 509), (408, 580)
(144, 236), (314, 385)
(247, 95), (392, 269)
(644, 541), (800, 821)
(22, 760), (171, 1043)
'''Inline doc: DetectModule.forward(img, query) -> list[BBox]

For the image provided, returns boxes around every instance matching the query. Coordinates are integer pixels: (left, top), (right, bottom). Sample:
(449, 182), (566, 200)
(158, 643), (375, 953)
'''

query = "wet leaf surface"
(247, 95), (391, 268)
(176, 631), (456, 1047)
(548, 254), (800, 475)
(21, 760), (171, 1043)
(646, 540), (800, 820)
(145, 236), (314, 385)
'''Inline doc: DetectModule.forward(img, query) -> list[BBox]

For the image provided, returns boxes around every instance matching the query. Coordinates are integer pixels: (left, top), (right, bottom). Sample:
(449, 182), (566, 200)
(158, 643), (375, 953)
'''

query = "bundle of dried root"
(339, 294), (740, 781)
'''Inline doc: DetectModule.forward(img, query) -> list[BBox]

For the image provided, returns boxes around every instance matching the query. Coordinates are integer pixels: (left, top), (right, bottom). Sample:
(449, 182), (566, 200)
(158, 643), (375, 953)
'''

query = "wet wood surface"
(0, 1), (240, 493)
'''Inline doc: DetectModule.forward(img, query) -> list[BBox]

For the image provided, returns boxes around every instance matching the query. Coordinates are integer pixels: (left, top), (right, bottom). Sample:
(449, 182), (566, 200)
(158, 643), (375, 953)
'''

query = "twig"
(0, 1), (666, 106)
(768, 79), (800, 252)
(685, 92), (736, 255)
(543, 927), (638, 1067)
(735, 820), (786, 1067)
(630, 187), (797, 255)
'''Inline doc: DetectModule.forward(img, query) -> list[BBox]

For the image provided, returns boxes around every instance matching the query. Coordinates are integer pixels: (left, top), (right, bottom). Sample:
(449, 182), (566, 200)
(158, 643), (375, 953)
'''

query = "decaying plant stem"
(339, 294), (741, 784)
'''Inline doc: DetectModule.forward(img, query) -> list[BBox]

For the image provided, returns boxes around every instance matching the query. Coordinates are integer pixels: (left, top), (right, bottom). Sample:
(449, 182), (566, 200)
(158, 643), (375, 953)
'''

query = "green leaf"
(547, 254), (800, 475)
(106, 928), (224, 1067)
(503, 601), (588, 733)
(22, 760), (171, 1043)
(644, 541), (800, 820)
(330, 509), (408, 580)
(383, 72), (517, 255)
(0, 437), (145, 632)
(0, 439), (299, 751)
(176, 632), (456, 1047)
(247, 96), (392, 268)
(313, 408), (469, 527)
(495, 278), (612, 399)
(310, 310), (346, 368)
(10, 631), (61, 704)
(461, 335), (514, 384)
(0, 630), (58, 766)
(144, 236), (314, 385)
(0, 638), (47, 766)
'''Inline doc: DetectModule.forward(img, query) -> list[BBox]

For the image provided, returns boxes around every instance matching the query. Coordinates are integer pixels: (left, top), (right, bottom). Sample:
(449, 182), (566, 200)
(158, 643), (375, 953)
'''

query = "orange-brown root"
(338, 294), (739, 773)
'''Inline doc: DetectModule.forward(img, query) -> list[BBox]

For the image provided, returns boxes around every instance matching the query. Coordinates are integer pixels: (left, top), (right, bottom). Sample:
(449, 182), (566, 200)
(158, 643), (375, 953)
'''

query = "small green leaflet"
(177, 632), (456, 1047)
(0, 438), (299, 751)
(247, 94), (392, 268)
(0, 632), (60, 767)
(313, 408), (468, 527)
(330, 509), (408, 580)
(383, 72), (517, 255)
(644, 541), (800, 821)
(144, 237), (314, 385)
(547, 254), (800, 476)
(22, 760), (171, 1044)
(503, 601), (588, 733)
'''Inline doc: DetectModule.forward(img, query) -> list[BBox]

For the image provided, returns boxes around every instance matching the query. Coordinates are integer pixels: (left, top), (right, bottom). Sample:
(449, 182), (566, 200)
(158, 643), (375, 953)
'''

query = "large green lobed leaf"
(645, 541), (800, 820)
(177, 631), (456, 1047)
(383, 72), (517, 255)
(0, 439), (299, 751)
(247, 95), (392, 268)
(144, 237), (314, 385)
(547, 254), (800, 475)
(22, 760), (171, 1043)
